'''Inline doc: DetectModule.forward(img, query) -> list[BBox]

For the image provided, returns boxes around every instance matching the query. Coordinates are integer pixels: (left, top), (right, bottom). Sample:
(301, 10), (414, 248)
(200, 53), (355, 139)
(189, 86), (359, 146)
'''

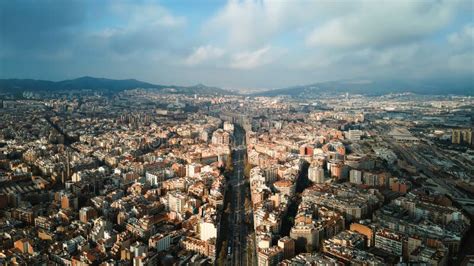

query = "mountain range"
(0, 76), (472, 97)
(0, 76), (232, 96)
(252, 77), (474, 97)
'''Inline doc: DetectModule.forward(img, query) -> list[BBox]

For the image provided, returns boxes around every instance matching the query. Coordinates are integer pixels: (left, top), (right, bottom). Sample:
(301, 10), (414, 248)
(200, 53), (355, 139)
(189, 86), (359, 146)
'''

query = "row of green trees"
(224, 153), (233, 174)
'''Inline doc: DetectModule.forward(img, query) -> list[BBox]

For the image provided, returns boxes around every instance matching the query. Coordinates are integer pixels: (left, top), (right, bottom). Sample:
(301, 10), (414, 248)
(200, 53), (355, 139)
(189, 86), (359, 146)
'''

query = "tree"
(225, 153), (233, 174)
(243, 154), (252, 178)
(287, 216), (294, 224)
(247, 239), (253, 266)
(244, 163), (252, 178)
(244, 197), (251, 212)
(217, 240), (228, 266)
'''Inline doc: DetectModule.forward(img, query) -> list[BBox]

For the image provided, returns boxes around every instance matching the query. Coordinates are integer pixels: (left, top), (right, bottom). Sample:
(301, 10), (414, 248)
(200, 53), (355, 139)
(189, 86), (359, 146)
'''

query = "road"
(226, 125), (251, 266)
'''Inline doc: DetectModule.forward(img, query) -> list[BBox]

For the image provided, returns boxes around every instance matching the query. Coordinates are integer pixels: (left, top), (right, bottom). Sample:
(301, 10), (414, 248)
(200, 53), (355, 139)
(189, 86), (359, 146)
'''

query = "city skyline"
(0, 1), (473, 265)
(1, 0), (473, 89)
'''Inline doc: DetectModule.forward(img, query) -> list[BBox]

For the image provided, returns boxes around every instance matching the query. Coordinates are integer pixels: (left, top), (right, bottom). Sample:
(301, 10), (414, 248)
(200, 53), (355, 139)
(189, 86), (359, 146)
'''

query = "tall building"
(346, 130), (363, 141)
(145, 170), (165, 187)
(186, 163), (201, 177)
(299, 145), (314, 156)
(258, 246), (283, 266)
(199, 221), (217, 241)
(290, 224), (320, 252)
(263, 166), (278, 183)
(308, 165), (325, 183)
(211, 129), (230, 145)
(130, 241), (148, 258)
(330, 162), (344, 181)
(168, 191), (187, 214)
(374, 229), (404, 256)
(61, 193), (78, 210)
(278, 237), (295, 260)
(79, 206), (98, 223)
(149, 233), (171, 252)
(452, 130), (461, 144)
(223, 121), (234, 132)
(452, 128), (473, 146)
(350, 169), (363, 185)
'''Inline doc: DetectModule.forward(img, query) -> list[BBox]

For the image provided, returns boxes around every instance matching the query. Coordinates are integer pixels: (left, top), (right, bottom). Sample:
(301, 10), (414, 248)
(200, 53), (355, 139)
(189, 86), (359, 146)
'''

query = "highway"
(225, 125), (251, 266)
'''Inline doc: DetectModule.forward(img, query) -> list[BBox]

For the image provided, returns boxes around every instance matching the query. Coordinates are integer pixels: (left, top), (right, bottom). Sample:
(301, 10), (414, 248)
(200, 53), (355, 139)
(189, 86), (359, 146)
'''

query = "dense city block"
(0, 90), (473, 265)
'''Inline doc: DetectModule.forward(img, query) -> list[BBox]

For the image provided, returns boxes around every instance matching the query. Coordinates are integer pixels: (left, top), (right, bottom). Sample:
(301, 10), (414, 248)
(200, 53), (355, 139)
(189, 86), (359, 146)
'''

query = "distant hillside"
(253, 77), (474, 97)
(2, 76), (471, 97)
(159, 83), (232, 95)
(0, 76), (233, 95)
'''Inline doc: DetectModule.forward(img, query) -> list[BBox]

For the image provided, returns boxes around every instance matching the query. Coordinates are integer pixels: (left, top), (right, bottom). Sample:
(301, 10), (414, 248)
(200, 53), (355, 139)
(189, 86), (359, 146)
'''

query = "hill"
(0, 76), (233, 95)
(253, 77), (473, 97)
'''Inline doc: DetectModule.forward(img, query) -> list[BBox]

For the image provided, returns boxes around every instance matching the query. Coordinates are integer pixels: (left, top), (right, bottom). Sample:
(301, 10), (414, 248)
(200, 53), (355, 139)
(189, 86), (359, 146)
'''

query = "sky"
(0, 0), (473, 89)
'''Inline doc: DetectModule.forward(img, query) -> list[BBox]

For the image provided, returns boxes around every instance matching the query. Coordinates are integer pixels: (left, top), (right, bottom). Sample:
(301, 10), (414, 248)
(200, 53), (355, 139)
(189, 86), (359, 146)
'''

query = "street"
(225, 125), (252, 266)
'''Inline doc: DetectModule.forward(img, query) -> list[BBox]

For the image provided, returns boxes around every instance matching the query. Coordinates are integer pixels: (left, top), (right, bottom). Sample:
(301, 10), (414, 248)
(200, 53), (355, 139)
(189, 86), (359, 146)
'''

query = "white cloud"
(84, 2), (188, 60)
(204, 0), (342, 49)
(201, 0), (472, 83)
(448, 53), (474, 72)
(205, 0), (278, 48)
(205, 0), (463, 51)
(109, 2), (186, 28)
(2, 0), (472, 89)
(447, 24), (474, 71)
(184, 45), (225, 66)
(448, 24), (474, 51)
(230, 46), (273, 69)
(306, 0), (456, 48)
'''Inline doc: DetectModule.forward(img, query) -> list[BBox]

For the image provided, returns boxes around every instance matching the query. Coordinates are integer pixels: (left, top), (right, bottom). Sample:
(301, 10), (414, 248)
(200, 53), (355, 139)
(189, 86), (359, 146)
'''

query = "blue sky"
(0, 0), (473, 89)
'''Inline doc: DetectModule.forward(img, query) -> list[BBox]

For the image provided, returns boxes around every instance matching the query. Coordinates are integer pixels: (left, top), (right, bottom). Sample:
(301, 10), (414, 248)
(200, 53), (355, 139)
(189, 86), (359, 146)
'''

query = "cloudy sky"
(0, 0), (473, 89)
